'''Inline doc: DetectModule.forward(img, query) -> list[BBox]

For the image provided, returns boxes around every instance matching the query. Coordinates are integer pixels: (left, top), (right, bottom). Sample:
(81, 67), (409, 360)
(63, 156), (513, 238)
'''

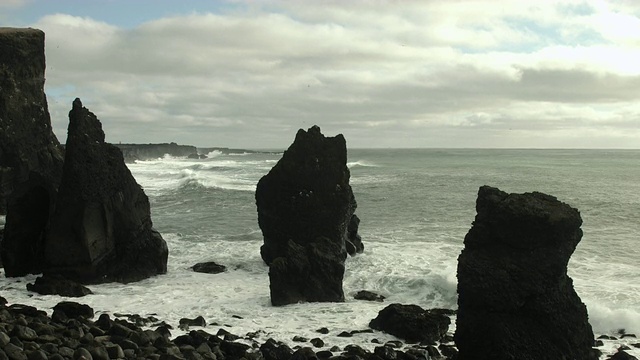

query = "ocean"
(1, 148), (639, 358)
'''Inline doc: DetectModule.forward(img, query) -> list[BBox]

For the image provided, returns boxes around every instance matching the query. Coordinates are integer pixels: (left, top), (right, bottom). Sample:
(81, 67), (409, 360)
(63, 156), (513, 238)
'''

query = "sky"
(1, 0), (640, 149)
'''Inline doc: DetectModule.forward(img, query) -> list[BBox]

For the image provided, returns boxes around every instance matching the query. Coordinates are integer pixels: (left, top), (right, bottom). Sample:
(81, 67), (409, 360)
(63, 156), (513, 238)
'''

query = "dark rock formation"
(369, 303), (451, 344)
(455, 186), (596, 360)
(0, 28), (64, 276)
(192, 261), (227, 274)
(45, 99), (168, 283)
(114, 143), (197, 162)
(26, 274), (93, 297)
(255, 126), (360, 305)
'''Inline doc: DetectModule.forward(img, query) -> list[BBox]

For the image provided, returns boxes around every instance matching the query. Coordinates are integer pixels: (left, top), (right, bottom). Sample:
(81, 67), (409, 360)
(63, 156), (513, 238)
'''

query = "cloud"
(33, 1), (640, 148)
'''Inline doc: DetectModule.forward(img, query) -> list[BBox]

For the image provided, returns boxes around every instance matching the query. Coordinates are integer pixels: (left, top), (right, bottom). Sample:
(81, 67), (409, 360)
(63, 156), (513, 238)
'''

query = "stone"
(26, 274), (93, 297)
(354, 290), (385, 302)
(369, 303), (450, 344)
(191, 262), (226, 274)
(310, 338), (324, 348)
(52, 302), (94, 320)
(455, 186), (596, 360)
(0, 28), (64, 277)
(179, 316), (206, 328)
(256, 126), (360, 305)
(45, 98), (168, 283)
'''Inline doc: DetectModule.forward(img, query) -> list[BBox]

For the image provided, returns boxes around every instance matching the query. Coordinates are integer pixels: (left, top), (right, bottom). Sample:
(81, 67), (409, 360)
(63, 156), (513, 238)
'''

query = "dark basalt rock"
(369, 303), (451, 344)
(191, 261), (227, 274)
(455, 186), (596, 360)
(26, 274), (93, 297)
(44, 99), (168, 283)
(346, 214), (364, 255)
(0, 28), (64, 277)
(52, 301), (94, 320)
(354, 290), (385, 302)
(256, 125), (360, 306)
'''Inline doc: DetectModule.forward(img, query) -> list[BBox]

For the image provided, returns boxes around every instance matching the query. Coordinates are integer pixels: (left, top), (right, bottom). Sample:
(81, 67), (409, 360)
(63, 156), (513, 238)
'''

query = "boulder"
(52, 301), (94, 320)
(455, 186), (596, 360)
(354, 290), (385, 302)
(26, 274), (93, 297)
(191, 262), (226, 274)
(369, 303), (451, 344)
(0, 28), (64, 276)
(256, 125), (360, 305)
(44, 99), (168, 283)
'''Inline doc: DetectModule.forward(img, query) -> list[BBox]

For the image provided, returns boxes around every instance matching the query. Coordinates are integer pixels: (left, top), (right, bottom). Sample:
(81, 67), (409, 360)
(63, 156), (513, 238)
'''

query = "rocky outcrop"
(455, 186), (596, 360)
(369, 304), (451, 344)
(114, 143), (197, 162)
(0, 28), (64, 276)
(45, 99), (168, 283)
(255, 125), (361, 305)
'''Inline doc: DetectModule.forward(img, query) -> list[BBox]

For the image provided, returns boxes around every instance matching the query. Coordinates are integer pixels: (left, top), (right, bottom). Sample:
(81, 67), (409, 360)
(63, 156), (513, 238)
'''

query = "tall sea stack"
(45, 99), (168, 283)
(256, 126), (360, 306)
(455, 186), (596, 360)
(0, 28), (64, 276)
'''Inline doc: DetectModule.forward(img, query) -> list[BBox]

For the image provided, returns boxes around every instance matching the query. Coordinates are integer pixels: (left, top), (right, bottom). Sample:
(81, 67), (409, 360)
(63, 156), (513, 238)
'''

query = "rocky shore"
(0, 296), (463, 360)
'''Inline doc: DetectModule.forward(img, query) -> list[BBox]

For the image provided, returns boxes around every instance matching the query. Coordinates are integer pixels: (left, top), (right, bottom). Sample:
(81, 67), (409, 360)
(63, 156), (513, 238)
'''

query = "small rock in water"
(316, 327), (329, 334)
(622, 334), (637, 339)
(292, 336), (308, 342)
(191, 261), (227, 274)
(354, 290), (385, 302)
(310, 338), (324, 348)
(337, 331), (352, 338)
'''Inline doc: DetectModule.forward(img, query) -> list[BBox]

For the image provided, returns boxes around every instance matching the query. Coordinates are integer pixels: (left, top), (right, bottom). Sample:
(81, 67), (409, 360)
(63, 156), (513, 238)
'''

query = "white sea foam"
(0, 215), (5, 226)
(347, 160), (378, 168)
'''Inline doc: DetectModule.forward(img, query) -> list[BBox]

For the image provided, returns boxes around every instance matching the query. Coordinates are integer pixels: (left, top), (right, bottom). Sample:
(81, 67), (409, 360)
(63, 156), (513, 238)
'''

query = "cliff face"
(0, 28), (64, 276)
(256, 126), (360, 306)
(455, 186), (596, 360)
(114, 143), (197, 162)
(45, 99), (168, 283)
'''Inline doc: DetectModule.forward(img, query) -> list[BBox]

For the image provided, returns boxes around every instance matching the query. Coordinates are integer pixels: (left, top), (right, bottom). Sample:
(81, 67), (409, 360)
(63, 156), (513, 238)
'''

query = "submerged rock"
(256, 126), (360, 305)
(455, 186), (596, 360)
(369, 303), (451, 344)
(0, 28), (64, 276)
(45, 99), (168, 283)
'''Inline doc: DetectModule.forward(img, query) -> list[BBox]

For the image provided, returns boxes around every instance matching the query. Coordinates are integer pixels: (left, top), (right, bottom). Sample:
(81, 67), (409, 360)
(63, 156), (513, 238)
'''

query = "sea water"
(1, 149), (639, 358)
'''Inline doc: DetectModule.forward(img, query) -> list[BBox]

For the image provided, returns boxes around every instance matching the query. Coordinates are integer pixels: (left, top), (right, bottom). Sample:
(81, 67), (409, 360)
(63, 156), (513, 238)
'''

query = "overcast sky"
(2, 0), (640, 149)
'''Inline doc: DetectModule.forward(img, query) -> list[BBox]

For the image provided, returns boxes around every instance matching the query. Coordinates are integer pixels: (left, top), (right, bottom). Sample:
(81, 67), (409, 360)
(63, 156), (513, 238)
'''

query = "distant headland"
(112, 142), (269, 162)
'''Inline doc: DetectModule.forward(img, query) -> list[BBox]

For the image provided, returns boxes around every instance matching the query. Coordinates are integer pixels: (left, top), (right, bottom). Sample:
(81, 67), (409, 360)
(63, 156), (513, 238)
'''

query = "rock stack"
(0, 28), (64, 276)
(256, 126), (361, 305)
(455, 186), (596, 360)
(45, 99), (168, 283)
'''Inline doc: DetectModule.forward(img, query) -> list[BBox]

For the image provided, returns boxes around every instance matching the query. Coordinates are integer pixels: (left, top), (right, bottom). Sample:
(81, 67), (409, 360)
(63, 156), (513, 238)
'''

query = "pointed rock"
(45, 98), (168, 283)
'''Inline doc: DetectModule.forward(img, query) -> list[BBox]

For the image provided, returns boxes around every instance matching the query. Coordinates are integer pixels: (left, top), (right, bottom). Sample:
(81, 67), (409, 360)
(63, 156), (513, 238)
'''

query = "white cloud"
(32, 1), (640, 149)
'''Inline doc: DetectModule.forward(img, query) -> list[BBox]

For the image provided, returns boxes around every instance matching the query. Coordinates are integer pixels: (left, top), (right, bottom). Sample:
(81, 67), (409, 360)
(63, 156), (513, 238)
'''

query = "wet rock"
(45, 98), (168, 283)
(610, 349), (638, 360)
(369, 304), (450, 344)
(0, 28), (64, 277)
(191, 262), (227, 274)
(316, 327), (329, 334)
(354, 290), (385, 302)
(260, 338), (293, 360)
(455, 186), (596, 360)
(52, 302), (94, 320)
(26, 274), (93, 297)
(256, 126), (360, 305)
(310, 338), (324, 348)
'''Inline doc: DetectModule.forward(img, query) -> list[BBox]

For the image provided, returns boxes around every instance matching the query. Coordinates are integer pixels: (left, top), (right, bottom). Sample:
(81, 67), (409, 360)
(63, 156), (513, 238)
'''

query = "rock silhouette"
(455, 186), (596, 360)
(256, 126), (359, 305)
(45, 99), (168, 283)
(0, 28), (64, 276)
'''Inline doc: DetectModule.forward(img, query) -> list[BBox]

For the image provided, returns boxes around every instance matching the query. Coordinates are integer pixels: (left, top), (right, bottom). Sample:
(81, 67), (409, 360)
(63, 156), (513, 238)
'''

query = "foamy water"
(1, 149), (639, 358)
